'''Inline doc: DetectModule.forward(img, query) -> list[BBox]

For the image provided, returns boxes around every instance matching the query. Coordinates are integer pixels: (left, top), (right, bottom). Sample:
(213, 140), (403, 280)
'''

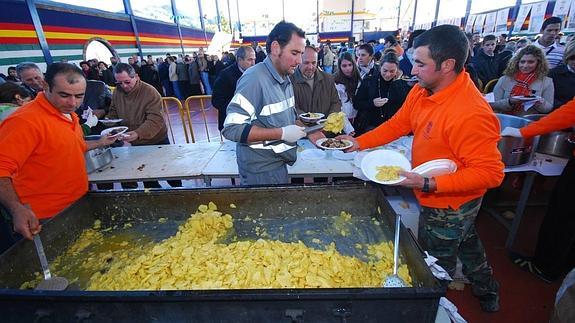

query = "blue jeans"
(200, 72), (212, 95)
(172, 81), (182, 100)
(161, 79), (173, 97)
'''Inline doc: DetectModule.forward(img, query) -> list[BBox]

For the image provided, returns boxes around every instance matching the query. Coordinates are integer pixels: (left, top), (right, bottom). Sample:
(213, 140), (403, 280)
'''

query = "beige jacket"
(290, 68), (341, 116)
(107, 80), (167, 145)
(490, 75), (554, 116)
(323, 49), (336, 67)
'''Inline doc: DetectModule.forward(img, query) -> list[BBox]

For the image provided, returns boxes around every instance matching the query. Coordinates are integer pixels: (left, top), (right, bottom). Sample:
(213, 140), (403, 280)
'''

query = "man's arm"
(0, 178), (39, 239)
(521, 98), (575, 137)
(85, 135), (117, 151)
(222, 91), (284, 143)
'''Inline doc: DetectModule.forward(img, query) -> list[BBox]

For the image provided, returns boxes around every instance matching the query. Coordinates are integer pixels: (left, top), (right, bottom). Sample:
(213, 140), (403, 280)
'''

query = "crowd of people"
(218, 18), (574, 314)
(0, 15), (573, 317)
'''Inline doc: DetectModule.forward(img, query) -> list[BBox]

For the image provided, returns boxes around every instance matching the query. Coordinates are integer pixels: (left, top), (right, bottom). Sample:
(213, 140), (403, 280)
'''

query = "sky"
(44, 0), (550, 34)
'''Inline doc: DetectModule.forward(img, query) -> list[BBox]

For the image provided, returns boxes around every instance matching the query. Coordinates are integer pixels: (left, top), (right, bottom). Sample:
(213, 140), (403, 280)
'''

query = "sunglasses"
(115, 80), (133, 85)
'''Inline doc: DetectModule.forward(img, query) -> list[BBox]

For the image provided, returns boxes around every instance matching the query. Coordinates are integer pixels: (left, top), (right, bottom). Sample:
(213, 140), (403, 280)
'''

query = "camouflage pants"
(419, 197), (498, 294)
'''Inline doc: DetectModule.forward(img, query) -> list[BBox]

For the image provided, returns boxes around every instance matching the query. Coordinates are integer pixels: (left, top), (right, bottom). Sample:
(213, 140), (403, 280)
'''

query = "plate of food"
(323, 112), (346, 134)
(316, 138), (353, 150)
(101, 126), (128, 138)
(99, 118), (123, 126)
(299, 112), (324, 123)
(511, 95), (540, 101)
(361, 149), (412, 185)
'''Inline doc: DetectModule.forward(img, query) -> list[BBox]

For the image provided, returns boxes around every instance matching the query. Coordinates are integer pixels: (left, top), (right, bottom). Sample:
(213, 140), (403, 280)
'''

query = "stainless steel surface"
(496, 114), (534, 166)
(84, 135), (113, 173)
(383, 213), (407, 288)
(524, 114), (574, 158)
(0, 184), (438, 290)
(33, 235), (68, 291)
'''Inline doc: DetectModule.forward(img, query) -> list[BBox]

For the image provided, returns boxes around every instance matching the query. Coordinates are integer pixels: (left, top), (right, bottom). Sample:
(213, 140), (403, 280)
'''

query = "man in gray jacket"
(222, 21), (307, 185)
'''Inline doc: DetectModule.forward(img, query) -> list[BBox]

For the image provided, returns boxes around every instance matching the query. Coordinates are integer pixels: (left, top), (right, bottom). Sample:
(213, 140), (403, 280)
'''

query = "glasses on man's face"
(115, 80), (133, 86)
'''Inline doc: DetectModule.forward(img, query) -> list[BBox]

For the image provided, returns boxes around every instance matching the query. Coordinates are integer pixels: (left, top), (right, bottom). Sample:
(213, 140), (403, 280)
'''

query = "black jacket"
(211, 63), (243, 130)
(158, 62), (170, 81)
(497, 49), (513, 76)
(255, 51), (266, 64)
(399, 51), (413, 77)
(549, 64), (575, 109)
(100, 68), (115, 86)
(140, 65), (162, 94)
(353, 75), (411, 135)
(80, 80), (112, 113)
(472, 49), (500, 85)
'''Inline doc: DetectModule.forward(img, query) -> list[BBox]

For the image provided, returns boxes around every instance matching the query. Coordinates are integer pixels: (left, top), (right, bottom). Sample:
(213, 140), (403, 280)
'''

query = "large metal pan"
(0, 183), (444, 323)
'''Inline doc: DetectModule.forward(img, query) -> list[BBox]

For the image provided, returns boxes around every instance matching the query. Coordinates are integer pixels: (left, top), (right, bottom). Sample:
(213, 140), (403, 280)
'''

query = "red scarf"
(509, 72), (536, 114)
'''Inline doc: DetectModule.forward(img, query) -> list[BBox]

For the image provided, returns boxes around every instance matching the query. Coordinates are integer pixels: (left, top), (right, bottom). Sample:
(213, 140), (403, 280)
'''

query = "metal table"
(492, 153), (568, 249)
(88, 143), (221, 184)
(201, 139), (358, 185)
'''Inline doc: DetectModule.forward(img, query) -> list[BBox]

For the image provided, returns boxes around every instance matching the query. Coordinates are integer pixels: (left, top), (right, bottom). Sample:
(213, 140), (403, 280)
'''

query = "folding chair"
(160, 97), (194, 143)
(483, 78), (499, 94)
(184, 95), (222, 142)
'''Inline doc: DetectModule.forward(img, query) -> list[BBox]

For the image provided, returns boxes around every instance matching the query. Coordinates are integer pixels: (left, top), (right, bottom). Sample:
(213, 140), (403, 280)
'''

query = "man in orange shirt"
(502, 98), (575, 283)
(0, 63), (114, 249)
(340, 25), (505, 312)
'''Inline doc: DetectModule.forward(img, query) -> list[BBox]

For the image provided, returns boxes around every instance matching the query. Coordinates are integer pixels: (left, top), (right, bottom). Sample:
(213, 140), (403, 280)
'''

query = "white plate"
(299, 112), (325, 123)
(315, 138), (353, 150)
(332, 150), (357, 160)
(299, 149), (326, 160)
(511, 95), (540, 101)
(361, 150), (412, 185)
(412, 159), (457, 177)
(99, 118), (123, 125)
(101, 126), (128, 138)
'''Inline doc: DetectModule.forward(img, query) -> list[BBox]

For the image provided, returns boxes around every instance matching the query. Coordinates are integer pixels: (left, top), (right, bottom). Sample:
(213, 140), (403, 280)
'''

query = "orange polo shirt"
(357, 71), (505, 210)
(0, 93), (88, 219)
(521, 98), (575, 157)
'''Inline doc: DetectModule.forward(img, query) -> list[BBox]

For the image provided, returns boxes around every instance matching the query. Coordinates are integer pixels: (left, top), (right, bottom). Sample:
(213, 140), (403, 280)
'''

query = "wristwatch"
(422, 177), (430, 193)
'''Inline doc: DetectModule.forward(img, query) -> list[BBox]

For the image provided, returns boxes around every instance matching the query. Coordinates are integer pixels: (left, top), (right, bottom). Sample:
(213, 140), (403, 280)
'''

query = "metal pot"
(496, 114), (534, 166)
(524, 114), (574, 158)
(84, 135), (113, 173)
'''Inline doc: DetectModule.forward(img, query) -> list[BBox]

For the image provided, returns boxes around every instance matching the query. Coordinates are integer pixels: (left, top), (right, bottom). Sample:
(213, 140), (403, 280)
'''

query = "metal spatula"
(383, 213), (407, 288)
(33, 234), (68, 291)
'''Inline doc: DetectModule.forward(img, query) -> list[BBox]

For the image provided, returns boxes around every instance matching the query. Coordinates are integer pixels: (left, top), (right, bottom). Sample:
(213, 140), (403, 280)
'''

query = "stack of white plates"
(412, 159), (457, 177)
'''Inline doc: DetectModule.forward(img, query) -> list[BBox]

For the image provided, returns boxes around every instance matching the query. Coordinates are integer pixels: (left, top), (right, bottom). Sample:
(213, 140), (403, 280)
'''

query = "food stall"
(0, 183), (443, 322)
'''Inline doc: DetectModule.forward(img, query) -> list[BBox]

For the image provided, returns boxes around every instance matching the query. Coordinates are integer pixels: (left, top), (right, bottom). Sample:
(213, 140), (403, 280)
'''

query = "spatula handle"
(392, 214), (401, 275)
(33, 234), (52, 280)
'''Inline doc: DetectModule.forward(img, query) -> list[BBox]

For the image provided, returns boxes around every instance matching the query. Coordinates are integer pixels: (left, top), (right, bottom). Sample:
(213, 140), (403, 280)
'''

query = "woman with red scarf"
(490, 45), (554, 116)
